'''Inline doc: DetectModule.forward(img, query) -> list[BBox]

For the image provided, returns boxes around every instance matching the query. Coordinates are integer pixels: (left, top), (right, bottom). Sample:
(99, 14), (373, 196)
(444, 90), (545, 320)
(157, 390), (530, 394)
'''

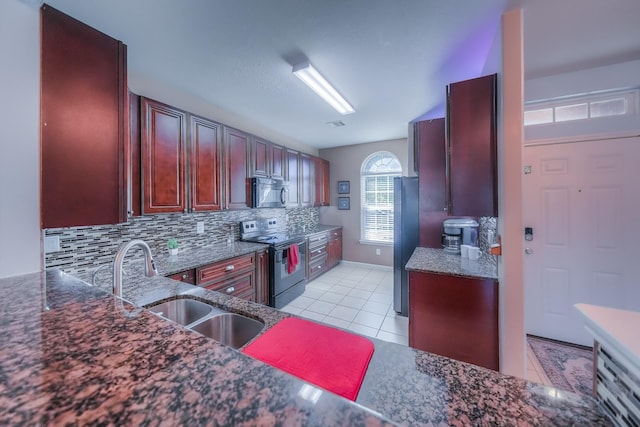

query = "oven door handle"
(280, 187), (287, 204)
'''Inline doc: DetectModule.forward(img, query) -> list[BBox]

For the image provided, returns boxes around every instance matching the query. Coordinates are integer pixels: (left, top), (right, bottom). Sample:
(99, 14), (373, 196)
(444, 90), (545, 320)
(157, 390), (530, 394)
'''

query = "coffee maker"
(442, 218), (479, 254)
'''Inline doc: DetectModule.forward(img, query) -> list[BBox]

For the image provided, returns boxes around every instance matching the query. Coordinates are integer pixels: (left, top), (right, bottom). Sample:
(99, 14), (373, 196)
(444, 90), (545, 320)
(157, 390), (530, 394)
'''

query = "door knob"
(525, 247), (534, 254)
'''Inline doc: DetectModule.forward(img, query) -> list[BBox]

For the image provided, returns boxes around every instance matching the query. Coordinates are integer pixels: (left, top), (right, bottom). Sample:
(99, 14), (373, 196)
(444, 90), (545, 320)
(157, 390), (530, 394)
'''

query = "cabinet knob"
(226, 286), (235, 293)
(192, 207), (196, 212)
(183, 209), (188, 213)
(182, 274), (187, 279)
(225, 265), (235, 271)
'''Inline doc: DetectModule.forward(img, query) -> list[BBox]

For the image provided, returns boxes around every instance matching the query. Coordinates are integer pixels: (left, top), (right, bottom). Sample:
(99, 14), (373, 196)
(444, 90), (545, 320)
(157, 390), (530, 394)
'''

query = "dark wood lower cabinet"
(167, 269), (196, 285)
(408, 271), (499, 370)
(255, 249), (269, 305)
(307, 228), (342, 281)
(196, 253), (256, 301)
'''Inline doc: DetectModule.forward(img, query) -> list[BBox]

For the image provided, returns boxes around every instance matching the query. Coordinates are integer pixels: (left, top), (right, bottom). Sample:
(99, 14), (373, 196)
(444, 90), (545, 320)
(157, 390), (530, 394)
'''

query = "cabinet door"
(416, 119), (448, 248)
(190, 115), (223, 212)
(328, 228), (342, 268)
(41, 5), (128, 228)
(446, 74), (497, 217)
(286, 149), (300, 207)
(224, 127), (251, 210)
(129, 93), (142, 217)
(251, 136), (270, 177)
(141, 98), (187, 214)
(315, 158), (330, 206)
(255, 249), (270, 305)
(408, 271), (499, 370)
(300, 153), (313, 207)
(270, 143), (285, 179)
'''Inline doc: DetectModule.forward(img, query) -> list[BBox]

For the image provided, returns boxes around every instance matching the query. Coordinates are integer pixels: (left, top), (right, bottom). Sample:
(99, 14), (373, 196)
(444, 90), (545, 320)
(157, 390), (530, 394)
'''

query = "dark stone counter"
(406, 247), (498, 280)
(0, 267), (611, 425)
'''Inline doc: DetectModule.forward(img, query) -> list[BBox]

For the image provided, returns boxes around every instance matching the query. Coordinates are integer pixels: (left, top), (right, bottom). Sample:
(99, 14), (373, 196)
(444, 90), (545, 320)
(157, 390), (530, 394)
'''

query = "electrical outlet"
(196, 221), (204, 234)
(44, 236), (60, 253)
(375, 248), (381, 256)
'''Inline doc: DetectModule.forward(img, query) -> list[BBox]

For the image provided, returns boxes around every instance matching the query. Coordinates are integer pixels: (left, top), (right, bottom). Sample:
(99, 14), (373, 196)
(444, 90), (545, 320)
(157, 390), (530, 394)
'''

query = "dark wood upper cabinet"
(250, 136), (285, 181)
(300, 153), (313, 208)
(446, 74), (498, 217)
(251, 136), (270, 177)
(141, 98), (187, 214)
(416, 118), (448, 247)
(129, 93), (142, 217)
(270, 143), (285, 180)
(314, 157), (330, 207)
(285, 149), (300, 207)
(41, 5), (128, 228)
(224, 126), (251, 210)
(190, 115), (223, 212)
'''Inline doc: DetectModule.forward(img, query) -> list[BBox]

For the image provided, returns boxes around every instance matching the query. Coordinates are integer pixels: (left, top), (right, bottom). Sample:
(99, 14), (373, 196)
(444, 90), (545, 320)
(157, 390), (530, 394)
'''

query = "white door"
(523, 136), (640, 346)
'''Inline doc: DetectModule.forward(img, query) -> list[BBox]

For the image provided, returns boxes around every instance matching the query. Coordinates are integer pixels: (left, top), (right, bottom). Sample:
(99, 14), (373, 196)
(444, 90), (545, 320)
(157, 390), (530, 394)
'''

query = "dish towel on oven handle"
(287, 243), (299, 274)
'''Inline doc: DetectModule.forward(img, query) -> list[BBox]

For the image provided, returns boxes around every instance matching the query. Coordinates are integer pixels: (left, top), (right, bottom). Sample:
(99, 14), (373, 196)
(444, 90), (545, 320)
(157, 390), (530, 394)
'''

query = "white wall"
(0, 0), (41, 278)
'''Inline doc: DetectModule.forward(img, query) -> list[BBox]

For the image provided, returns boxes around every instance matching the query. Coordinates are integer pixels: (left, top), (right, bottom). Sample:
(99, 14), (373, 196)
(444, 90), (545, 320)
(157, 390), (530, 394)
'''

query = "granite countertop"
(1, 260), (611, 424)
(406, 247), (499, 280)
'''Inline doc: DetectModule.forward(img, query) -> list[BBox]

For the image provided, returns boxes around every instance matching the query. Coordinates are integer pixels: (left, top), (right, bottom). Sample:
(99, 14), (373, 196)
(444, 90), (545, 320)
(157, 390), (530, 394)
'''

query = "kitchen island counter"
(0, 269), (610, 425)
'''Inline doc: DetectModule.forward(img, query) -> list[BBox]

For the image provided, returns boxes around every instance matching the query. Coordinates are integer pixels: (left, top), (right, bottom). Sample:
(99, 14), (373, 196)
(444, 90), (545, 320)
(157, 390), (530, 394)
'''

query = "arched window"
(360, 151), (402, 244)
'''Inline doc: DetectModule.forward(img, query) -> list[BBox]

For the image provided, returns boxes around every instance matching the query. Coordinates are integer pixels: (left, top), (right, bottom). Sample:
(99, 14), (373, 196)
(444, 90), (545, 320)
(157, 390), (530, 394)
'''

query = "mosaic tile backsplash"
(44, 208), (319, 275)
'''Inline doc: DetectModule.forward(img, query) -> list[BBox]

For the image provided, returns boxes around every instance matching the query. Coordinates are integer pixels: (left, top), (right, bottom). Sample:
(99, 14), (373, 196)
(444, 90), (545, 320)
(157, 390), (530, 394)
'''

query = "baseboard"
(340, 260), (393, 271)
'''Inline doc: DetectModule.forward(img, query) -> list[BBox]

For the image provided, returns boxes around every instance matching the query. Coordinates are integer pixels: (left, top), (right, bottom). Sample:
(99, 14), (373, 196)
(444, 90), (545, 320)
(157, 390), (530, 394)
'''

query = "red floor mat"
(242, 317), (375, 401)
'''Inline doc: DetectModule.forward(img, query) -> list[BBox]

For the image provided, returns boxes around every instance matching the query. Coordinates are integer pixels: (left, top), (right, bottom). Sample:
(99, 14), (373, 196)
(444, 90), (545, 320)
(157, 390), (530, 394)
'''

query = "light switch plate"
(196, 221), (204, 234)
(44, 236), (60, 253)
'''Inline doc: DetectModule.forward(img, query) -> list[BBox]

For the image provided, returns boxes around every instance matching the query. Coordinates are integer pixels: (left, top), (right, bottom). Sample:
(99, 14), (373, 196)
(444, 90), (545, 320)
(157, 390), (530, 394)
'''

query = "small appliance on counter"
(441, 218), (479, 254)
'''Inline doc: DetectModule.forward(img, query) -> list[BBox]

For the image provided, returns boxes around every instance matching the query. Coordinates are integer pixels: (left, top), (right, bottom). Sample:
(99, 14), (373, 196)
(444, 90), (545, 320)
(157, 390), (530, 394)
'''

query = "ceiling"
(44, 0), (640, 149)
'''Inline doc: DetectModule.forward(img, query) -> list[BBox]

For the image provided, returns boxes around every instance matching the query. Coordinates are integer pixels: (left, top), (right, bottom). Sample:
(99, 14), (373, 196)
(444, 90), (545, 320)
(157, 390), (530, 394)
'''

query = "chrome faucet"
(112, 239), (157, 299)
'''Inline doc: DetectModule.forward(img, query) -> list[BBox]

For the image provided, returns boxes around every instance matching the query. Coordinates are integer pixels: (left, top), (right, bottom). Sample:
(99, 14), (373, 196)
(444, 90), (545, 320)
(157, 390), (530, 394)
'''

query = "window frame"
(359, 151), (402, 245)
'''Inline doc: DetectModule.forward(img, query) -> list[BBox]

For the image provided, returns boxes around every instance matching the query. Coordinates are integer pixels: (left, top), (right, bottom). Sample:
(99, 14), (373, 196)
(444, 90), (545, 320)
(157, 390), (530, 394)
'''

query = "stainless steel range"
(240, 219), (307, 308)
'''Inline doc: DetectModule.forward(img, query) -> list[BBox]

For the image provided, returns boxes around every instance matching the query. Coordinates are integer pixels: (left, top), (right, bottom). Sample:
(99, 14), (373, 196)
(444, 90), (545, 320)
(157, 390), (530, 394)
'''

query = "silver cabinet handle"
(226, 286), (235, 293)
(182, 274), (187, 279)
(525, 248), (534, 254)
(225, 265), (235, 271)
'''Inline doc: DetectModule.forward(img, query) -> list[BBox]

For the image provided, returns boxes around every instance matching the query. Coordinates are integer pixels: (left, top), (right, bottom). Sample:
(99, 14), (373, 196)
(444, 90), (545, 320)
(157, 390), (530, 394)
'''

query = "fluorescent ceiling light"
(293, 62), (355, 115)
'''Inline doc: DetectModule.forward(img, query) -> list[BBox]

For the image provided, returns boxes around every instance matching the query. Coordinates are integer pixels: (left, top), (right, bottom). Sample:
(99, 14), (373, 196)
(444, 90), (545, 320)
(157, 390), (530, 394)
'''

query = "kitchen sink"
(145, 297), (264, 349)
(189, 313), (264, 349)
(146, 298), (223, 326)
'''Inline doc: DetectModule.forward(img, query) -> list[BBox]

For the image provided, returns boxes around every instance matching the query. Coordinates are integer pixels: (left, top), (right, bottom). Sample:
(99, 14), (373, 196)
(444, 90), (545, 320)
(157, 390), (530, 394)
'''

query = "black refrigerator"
(393, 176), (419, 317)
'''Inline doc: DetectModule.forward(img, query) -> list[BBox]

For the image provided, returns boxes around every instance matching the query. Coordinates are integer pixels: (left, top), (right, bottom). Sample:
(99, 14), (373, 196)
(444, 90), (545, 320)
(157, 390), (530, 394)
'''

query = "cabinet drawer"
(203, 269), (255, 301)
(308, 244), (327, 260)
(196, 254), (255, 285)
(167, 269), (196, 285)
(308, 232), (329, 250)
(308, 254), (328, 280)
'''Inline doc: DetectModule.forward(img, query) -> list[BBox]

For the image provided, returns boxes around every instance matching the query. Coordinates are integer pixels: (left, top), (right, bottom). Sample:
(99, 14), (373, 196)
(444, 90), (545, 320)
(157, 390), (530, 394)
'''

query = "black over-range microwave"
(250, 177), (287, 208)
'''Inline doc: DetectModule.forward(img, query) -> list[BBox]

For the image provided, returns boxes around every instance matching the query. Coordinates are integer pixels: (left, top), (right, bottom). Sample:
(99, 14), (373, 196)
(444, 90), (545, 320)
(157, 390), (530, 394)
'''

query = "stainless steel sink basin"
(146, 298), (220, 326)
(189, 313), (264, 349)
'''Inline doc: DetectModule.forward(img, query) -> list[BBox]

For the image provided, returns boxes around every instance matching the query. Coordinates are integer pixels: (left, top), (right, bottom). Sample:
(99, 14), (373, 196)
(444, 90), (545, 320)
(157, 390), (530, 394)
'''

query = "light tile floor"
(280, 262), (408, 345)
(282, 261), (553, 385)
